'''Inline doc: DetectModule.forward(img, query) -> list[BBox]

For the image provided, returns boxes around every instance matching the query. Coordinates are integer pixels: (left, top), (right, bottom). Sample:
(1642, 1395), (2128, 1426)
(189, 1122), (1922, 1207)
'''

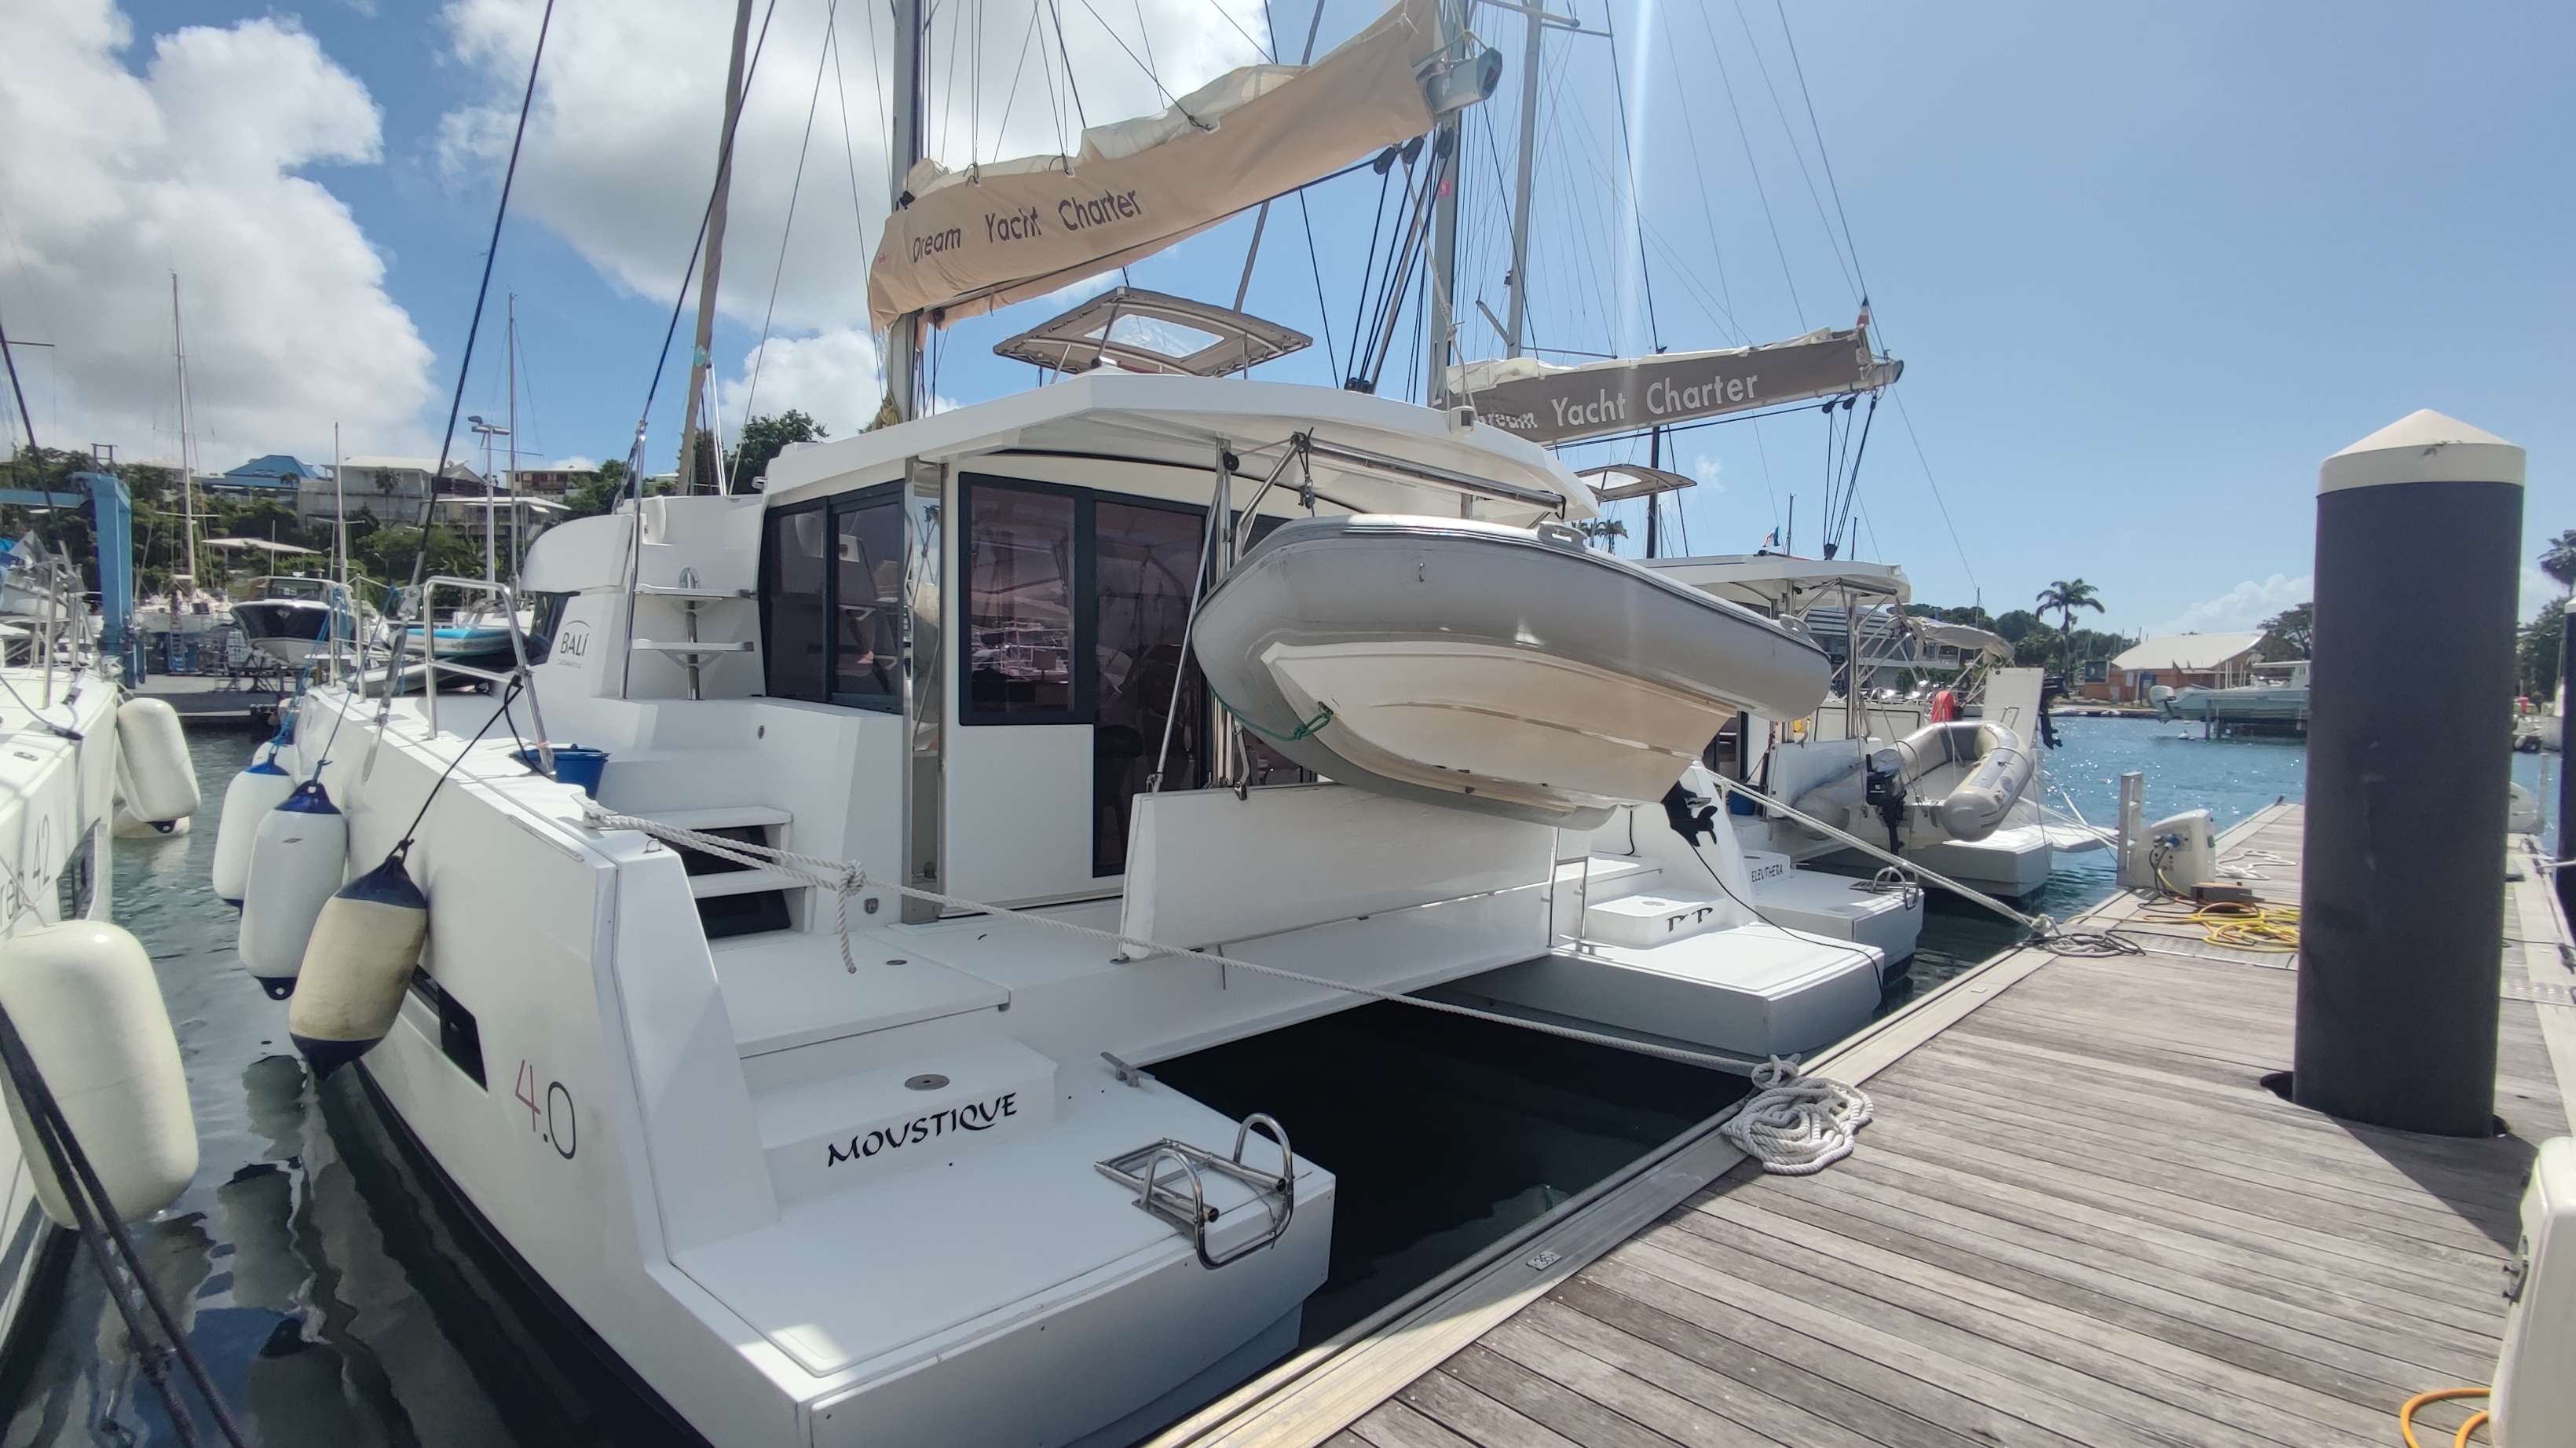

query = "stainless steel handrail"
(415, 575), (553, 778)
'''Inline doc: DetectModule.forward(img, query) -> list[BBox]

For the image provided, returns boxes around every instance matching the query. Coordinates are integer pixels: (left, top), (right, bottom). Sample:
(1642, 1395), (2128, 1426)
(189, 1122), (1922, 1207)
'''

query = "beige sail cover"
(1451, 327), (1897, 447)
(867, 0), (1440, 331)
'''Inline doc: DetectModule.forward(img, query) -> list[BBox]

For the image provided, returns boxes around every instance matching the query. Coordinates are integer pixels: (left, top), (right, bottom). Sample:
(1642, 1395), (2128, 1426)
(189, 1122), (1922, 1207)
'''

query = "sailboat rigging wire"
(1771, 0), (1871, 308)
(1730, 0), (1857, 305)
(1694, 0), (1802, 328)
(1654, 0), (1744, 343)
(833, 10), (876, 243)
(430, 0), (557, 492)
(1601, 1), (1661, 354)
(1296, 193), (1340, 383)
(990, 2), (1047, 153)
(1073, 0), (1189, 112)
(1342, 158), (1402, 382)
(1231, 0), (1330, 315)
(1045, 0), (1092, 129)
(1892, 387), (1979, 597)
(743, 0), (843, 434)
(1835, 391), (1879, 551)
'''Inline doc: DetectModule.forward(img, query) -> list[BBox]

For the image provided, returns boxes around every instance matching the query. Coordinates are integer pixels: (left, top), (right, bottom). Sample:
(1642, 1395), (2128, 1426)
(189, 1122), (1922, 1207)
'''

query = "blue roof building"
(204, 454), (326, 499)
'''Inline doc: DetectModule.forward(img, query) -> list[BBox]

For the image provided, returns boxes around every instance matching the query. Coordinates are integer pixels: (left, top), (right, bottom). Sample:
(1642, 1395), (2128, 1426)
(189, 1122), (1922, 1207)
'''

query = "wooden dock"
(1160, 804), (2576, 1448)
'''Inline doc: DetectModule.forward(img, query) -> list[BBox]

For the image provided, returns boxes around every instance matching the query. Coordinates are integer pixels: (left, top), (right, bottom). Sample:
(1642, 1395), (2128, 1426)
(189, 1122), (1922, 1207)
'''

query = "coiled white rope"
(1719, 1055), (1874, 1175)
(576, 804), (1766, 1075)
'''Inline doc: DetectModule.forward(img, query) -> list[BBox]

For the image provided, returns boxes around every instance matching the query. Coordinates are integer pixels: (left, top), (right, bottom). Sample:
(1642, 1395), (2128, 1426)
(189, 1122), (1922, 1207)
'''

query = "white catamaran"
(209, 2), (1960, 1442)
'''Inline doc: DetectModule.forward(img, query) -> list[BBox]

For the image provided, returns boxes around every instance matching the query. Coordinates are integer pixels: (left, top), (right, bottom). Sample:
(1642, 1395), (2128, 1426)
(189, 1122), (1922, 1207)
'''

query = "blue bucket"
(519, 745), (609, 797)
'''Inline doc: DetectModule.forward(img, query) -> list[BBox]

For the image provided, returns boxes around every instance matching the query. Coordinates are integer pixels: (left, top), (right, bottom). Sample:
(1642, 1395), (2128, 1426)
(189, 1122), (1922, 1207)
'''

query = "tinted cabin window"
(1093, 499), (1207, 873)
(833, 498), (902, 710)
(763, 506), (829, 702)
(965, 487), (1078, 717)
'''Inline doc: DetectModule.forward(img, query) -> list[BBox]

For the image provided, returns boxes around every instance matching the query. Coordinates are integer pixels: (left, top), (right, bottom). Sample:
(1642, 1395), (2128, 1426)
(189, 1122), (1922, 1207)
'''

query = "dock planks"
(1188, 804), (2573, 1448)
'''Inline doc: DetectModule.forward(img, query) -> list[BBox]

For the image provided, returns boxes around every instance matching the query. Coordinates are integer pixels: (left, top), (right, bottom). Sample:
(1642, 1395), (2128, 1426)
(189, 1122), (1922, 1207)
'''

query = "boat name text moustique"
(825, 1091), (1023, 1166)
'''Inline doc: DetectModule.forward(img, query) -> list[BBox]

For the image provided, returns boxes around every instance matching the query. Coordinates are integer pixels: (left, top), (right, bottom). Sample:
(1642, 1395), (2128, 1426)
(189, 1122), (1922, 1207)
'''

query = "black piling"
(2560, 619), (2576, 912)
(2296, 411), (2524, 1136)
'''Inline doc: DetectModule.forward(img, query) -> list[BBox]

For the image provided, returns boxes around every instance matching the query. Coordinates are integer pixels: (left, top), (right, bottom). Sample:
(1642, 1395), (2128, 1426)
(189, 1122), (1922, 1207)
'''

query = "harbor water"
(0, 711), (2519, 1444)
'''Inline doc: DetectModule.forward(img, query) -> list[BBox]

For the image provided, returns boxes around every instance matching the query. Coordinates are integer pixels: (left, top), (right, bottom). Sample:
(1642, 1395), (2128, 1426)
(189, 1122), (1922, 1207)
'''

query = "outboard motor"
(1864, 751), (1907, 851)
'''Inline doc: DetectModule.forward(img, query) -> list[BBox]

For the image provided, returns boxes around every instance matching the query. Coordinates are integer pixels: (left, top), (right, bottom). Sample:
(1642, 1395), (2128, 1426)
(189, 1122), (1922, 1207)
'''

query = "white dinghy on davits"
(1192, 514), (1832, 828)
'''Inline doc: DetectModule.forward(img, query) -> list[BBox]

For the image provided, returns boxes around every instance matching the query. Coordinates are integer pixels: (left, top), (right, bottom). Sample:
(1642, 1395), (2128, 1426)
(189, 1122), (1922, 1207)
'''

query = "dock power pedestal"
(2494, 1135), (2576, 1445)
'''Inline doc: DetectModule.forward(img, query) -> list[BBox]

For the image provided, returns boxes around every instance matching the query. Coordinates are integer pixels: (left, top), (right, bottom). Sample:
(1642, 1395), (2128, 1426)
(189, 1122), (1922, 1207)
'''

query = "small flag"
(1762, 528), (1780, 548)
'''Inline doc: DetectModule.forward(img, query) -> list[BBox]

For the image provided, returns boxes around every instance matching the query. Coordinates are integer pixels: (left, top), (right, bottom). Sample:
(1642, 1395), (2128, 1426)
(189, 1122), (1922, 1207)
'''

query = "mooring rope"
(1719, 1055), (1874, 1175)
(575, 804), (1769, 1075)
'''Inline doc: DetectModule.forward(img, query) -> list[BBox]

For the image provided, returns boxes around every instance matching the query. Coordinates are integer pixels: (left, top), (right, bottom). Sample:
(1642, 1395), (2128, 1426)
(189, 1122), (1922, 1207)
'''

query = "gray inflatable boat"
(1192, 514), (1833, 827)
(1874, 719), (2033, 843)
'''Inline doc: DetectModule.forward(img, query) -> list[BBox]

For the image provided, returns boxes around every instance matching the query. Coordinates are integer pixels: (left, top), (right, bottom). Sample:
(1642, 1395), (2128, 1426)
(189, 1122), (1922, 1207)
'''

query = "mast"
(170, 273), (198, 597)
(1502, 2), (1550, 358)
(1425, 2), (1465, 407)
(884, 0), (926, 423)
(679, 0), (759, 492)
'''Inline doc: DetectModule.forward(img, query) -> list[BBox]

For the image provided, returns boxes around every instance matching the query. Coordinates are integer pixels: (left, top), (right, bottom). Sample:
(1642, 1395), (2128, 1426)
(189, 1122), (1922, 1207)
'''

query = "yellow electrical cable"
(2137, 878), (2303, 953)
(2183, 899), (2300, 953)
(2399, 1387), (2489, 1448)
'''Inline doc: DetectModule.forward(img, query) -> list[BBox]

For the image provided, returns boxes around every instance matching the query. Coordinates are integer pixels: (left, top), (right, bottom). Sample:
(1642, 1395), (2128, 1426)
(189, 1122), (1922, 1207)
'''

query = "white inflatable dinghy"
(1873, 719), (2033, 844)
(1191, 514), (1832, 826)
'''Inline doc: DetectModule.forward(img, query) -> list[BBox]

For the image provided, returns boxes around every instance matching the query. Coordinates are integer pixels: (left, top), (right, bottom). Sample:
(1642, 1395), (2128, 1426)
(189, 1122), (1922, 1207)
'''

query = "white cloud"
(719, 327), (880, 441)
(2147, 572), (2311, 638)
(437, 0), (1264, 421)
(1689, 451), (1725, 492)
(0, 2), (433, 465)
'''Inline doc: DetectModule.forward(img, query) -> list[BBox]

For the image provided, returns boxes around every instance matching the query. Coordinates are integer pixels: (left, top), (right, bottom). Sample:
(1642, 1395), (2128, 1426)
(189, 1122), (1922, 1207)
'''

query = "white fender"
(114, 697), (198, 825)
(211, 750), (296, 905)
(0, 922), (196, 1225)
(239, 780), (346, 998)
(287, 846), (430, 1079)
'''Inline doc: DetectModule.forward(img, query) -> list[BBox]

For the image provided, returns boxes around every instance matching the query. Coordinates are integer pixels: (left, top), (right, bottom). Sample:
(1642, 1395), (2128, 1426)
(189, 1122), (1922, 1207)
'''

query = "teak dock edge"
(1157, 803), (2576, 1448)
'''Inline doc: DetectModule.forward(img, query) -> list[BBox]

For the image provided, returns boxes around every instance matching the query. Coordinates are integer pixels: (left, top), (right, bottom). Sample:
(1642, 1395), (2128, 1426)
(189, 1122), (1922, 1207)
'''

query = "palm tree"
(2541, 529), (2576, 597)
(2034, 579), (2105, 681)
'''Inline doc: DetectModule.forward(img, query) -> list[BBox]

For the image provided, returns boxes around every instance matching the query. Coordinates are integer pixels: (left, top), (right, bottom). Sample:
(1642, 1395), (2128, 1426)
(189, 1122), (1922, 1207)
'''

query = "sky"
(1, 0), (2568, 640)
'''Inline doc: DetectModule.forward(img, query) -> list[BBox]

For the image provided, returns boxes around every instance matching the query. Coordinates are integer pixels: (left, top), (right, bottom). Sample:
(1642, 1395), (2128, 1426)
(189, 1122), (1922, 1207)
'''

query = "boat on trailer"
(244, 373), (1901, 1447)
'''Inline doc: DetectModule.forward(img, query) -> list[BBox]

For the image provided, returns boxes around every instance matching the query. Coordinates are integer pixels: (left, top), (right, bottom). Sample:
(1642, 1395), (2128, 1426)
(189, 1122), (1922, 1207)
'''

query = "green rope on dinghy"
(1210, 687), (1333, 743)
